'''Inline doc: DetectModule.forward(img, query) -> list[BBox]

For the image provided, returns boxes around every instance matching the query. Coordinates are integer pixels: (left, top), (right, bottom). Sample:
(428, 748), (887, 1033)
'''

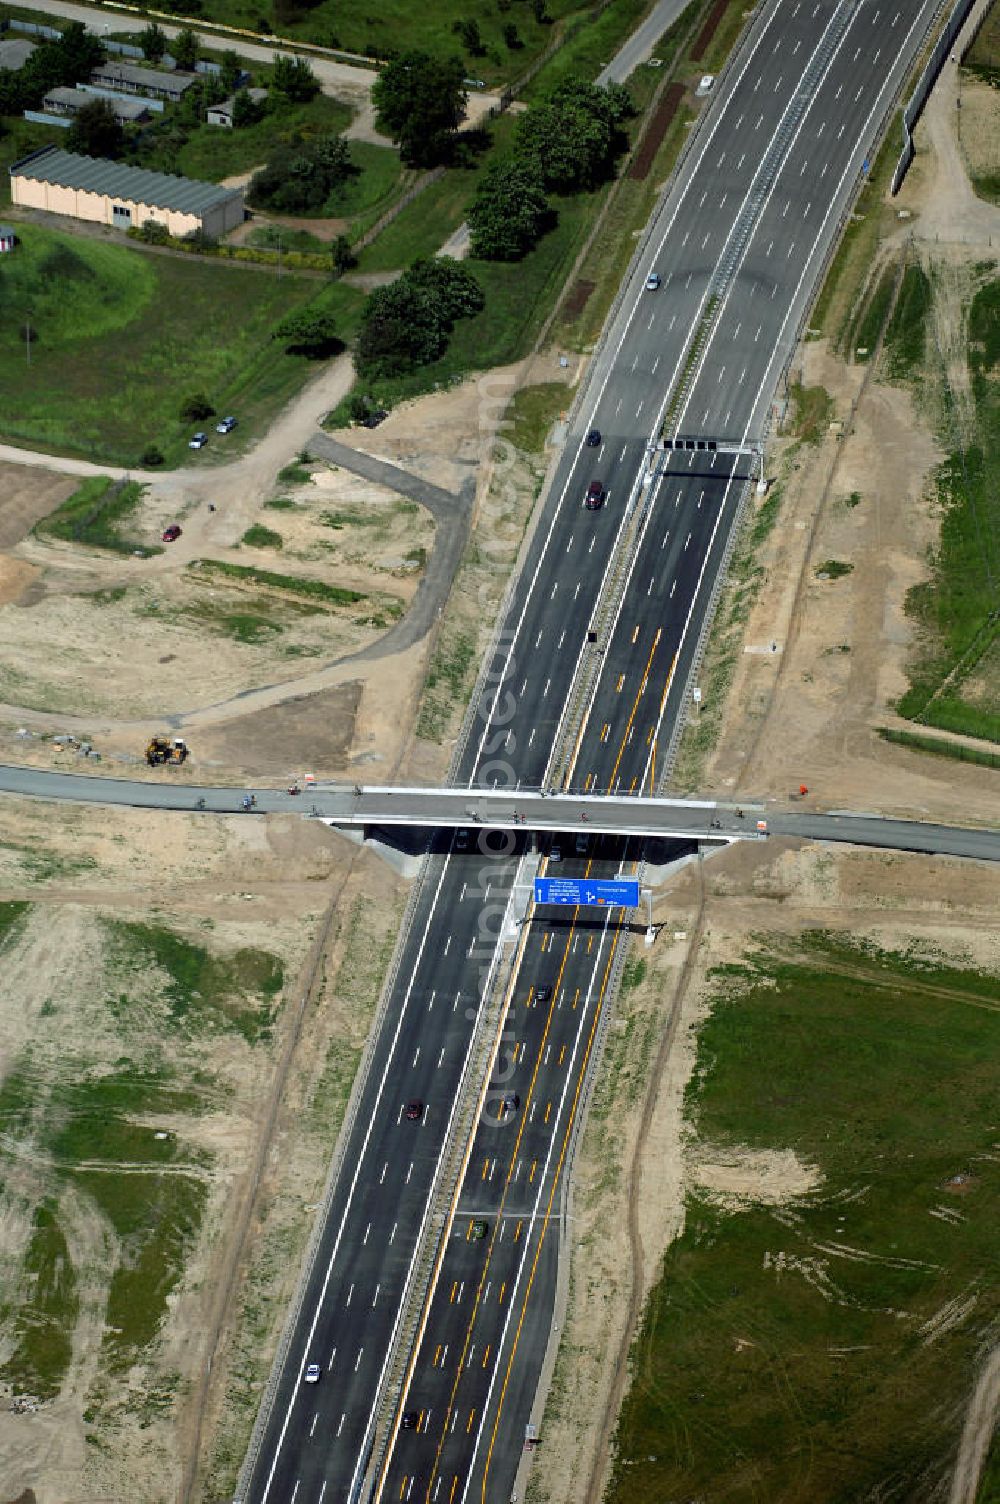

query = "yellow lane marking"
(478, 921), (625, 1502)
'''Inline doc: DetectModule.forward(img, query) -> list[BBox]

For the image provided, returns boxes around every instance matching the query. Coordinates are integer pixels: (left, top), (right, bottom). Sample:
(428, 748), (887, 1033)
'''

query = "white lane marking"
(346, 1283), (354, 1308)
(372, 1284), (380, 1308)
(328, 1343), (337, 1367)
(363, 1223), (370, 1245)
(389, 1222), (397, 1244)
(406, 1161), (413, 1184)
(412, 1046), (420, 1067)
(310, 1413), (318, 1438)
(336, 1416), (345, 1439)
(467, 0), (787, 775)
(354, 1347), (363, 1372)
(460, 907), (617, 1504)
(437, 1047), (445, 1068)
(380, 1162), (387, 1184)
(443, 936), (451, 956)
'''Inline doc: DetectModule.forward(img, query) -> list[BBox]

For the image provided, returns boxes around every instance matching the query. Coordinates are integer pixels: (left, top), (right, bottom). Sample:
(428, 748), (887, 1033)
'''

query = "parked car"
(188, 432), (207, 449)
(645, 272), (662, 291)
(585, 481), (605, 511)
(161, 524), (182, 543)
(216, 415), (237, 434)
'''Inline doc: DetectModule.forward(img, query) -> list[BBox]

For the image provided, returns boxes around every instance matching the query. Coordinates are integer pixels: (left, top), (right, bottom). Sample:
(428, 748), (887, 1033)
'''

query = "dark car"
(469, 1218), (489, 1241)
(585, 480), (605, 511)
(401, 1410), (420, 1431)
(501, 1092), (520, 1117)
(455, 828), (470, 852)
(162, 524), (182, 542)
(405, 1100), (423, 1122)
(536, 984), (553, 1004)
(585, 428), (601, 447)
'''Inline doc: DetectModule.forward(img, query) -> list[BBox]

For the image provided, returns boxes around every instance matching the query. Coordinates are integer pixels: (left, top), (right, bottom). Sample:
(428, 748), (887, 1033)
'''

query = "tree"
(406, 257), (484, 321)
(248, 133), (354, 214)
(171, 27), (199, 69)
(232, 86), (266, 127)
(331, 234), (354, 275)
(371, 51), (467, 168)
(354, 258), (483, 380)
(515, 79), (632, 192)
(139, 22), (168, 62)
(453, 17), (485, 55)
(274, 308), (340, 357)
(270, 53), (319, 102)
(66, 98), (125, 160)
(220, 49), (243, 92)
(502, 22), (522, 49)
(180, 393), (216, 421)
(467, 158), (549, 260)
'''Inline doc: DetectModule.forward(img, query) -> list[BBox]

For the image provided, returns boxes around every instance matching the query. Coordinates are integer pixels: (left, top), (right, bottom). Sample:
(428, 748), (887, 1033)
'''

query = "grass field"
(158, 94), (353, 182)
(897, 273), (1000, 741)
(35, 478), (157, 555)
(146, 0), (584, 81)
(0, 223), (364, 464)
(607, 932), (1000, 1504)
(0, 910), (287, 1400)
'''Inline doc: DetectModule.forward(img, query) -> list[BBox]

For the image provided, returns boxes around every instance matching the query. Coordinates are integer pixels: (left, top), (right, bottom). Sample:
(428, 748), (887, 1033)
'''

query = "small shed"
(207, 87), (267, 128)
(0, 225), (16, 253)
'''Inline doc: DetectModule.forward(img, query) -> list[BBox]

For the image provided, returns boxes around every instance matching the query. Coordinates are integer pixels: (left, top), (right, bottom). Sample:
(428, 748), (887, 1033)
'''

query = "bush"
(248, 135), (355, 215)
(242, 524), (283, 548)
(141, 445), (165, 467)
(180, 393), (216, 422)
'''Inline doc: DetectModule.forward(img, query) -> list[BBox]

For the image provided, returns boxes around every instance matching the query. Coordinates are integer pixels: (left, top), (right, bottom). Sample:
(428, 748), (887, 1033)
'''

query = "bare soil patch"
(628, 84), (685, 181)
(690, 0), (729, 61)
(0, 794), (406, 1504)
(196, 680), (363, 780)
(562, 278), (597, 319)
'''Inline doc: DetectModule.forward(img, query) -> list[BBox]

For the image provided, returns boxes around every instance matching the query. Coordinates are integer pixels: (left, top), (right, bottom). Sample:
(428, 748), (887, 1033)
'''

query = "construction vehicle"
(146, 736), (188, 767)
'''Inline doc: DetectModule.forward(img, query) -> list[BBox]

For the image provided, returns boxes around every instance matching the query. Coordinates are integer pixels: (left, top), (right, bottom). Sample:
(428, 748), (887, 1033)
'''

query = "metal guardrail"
(891, 0), (978, 192)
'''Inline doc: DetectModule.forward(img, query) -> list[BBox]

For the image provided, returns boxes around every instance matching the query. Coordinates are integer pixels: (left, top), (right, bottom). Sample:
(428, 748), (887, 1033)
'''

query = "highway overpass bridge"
(0, 766), (997, 863)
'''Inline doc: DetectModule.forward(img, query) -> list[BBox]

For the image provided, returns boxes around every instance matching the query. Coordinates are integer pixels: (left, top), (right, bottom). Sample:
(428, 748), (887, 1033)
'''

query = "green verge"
(896, 275), (1000, 740)
(34, 478), (157, 555)
(878, 725), (1000, 769)
(608, 933), (1000, 1504)
(136, 93), (352, 182)
(0, 223), (365, 465)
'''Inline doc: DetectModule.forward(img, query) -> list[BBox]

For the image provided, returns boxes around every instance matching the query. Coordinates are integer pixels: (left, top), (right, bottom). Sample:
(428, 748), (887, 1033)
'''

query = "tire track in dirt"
(948, 1343), (1000, 1504)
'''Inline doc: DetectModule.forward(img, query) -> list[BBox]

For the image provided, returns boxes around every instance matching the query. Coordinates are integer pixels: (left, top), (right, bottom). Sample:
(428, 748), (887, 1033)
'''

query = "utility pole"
(24, 312), (32, 369)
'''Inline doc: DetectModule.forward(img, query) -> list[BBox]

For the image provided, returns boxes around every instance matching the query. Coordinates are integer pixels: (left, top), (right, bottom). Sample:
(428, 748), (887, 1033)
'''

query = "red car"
(405, 1101), (424, 1122)
(162, 525), (182, 542)
(585, 481), (604, 511)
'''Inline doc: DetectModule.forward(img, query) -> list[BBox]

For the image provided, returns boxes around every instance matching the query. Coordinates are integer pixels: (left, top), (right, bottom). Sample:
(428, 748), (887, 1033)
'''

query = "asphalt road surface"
(0, 0), (950, 1500)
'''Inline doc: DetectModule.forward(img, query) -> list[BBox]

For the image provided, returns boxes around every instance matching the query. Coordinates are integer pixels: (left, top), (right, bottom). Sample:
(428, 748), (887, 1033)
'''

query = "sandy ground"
(0, 362), (535, 783)
(0, 794), (409, 1504)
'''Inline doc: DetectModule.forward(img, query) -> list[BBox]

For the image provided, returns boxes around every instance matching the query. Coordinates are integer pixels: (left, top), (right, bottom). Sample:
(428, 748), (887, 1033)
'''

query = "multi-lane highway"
(0, 2), (953, 1501)
(322, 0), (946, 1491)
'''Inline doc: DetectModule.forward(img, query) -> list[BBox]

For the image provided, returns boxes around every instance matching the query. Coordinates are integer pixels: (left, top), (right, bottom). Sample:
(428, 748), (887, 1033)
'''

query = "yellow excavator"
(146, 736), (189, 767)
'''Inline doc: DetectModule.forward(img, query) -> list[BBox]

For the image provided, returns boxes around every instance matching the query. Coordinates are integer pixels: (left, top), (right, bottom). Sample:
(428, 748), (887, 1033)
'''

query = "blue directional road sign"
(534, 877), (640, 908)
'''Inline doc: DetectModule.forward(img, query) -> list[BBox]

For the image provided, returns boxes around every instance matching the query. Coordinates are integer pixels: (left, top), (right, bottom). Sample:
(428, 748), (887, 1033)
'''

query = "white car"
(645, 273), (662, 291)
(188, 432), (207, 449)
(216, 415), (237, 434)
(303, 1363), (321, 1384)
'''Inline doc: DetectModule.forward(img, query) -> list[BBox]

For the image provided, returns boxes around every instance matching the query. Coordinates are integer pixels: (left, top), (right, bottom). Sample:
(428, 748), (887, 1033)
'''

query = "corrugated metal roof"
(10, 146), (242, 217)
(90, 62), (196, 96)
